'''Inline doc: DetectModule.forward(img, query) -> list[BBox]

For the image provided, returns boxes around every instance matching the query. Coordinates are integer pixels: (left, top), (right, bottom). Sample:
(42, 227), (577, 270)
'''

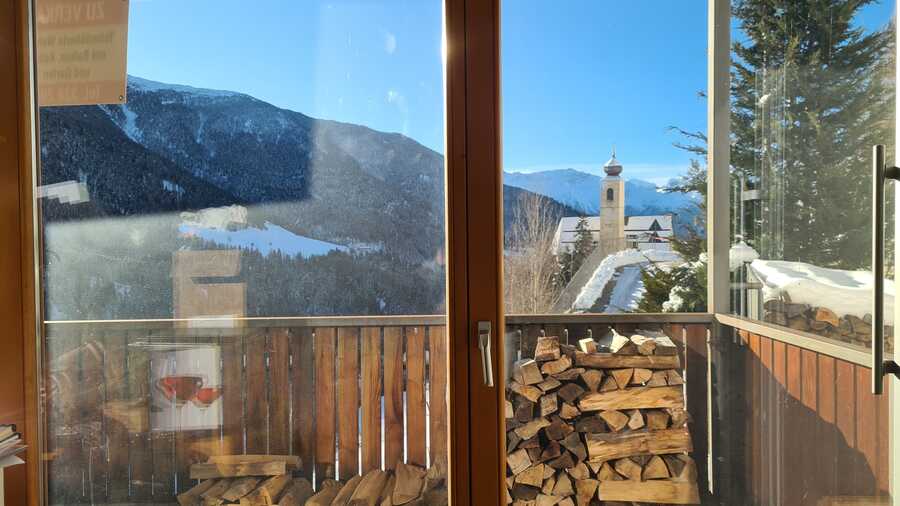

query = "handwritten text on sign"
(36, 0), (129, 106)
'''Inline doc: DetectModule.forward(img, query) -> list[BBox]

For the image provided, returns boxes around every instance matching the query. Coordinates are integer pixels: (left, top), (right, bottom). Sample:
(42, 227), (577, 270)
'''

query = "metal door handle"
(478, 321), (494, 387)
(872, 145), (900, 394)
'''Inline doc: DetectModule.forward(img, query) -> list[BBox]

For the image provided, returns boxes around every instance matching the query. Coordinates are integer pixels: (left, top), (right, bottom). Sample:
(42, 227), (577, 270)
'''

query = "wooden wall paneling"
(220, 332), (244, 457)
(683, 324), (709, 497)
(314, 328), (337, 486)
(45, 330), (82, 504)
(748, 333), (760, 503)
(771, 340), (785, 505)
(268, 328), (291, 455)
(382, 327), (404, 470)
(783, 344), (802, 505)
(336, 327), (360, 480)
(290, 327), (315, 481)
(360, 327), (382, 473)
(876, 376), (890, 496)
(817, 354), (838, 501)
(405, 326), (426, 467)
(428, 325), (448, 468)
(834, 360), (857, 496)
(854, 364), (878, 497)
(799, 348), (818, 500)
(759, 336), (773, 505)
(244, 330), (269, 454)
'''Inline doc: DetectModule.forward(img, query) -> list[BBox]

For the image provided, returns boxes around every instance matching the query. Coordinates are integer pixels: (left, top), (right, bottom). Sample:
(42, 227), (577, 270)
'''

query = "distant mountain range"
(504, 168), (700, 217)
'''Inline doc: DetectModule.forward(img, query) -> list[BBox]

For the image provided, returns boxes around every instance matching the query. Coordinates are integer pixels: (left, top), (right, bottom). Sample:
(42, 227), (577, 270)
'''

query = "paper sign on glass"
(36, 0), (129, 106)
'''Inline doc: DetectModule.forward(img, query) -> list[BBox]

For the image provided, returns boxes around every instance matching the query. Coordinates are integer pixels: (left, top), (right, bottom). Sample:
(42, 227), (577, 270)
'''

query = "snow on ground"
(750, 259), (894, 324)
(572, 248), (681, 311)
(604, 265), (645, 313)
(180, 221), (348, 258)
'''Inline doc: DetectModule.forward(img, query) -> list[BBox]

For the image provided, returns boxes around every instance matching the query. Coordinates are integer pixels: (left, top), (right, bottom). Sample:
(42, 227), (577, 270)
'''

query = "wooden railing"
(42, 313), (714, 505)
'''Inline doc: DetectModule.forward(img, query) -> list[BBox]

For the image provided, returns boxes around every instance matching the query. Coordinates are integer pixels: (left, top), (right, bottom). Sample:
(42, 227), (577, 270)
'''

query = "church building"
(552, 150), (675, 255)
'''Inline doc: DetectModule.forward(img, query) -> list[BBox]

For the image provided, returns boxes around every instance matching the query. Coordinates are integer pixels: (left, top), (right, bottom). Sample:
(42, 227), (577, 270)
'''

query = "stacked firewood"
(762, 299), (892, 351)
(506, 331), (700, 505)
(179, 455), (447, 506)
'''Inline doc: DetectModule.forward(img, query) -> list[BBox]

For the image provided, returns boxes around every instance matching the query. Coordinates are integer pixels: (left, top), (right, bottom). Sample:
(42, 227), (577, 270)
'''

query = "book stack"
(0, 425), (25, 460)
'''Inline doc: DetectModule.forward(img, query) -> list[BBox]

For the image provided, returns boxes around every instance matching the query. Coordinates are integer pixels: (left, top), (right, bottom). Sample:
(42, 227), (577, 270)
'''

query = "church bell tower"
(599, 148), (626, 251)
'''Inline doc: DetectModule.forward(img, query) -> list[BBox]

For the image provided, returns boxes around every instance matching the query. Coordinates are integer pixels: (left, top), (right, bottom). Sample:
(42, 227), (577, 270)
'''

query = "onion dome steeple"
(603, 146), (623, 176)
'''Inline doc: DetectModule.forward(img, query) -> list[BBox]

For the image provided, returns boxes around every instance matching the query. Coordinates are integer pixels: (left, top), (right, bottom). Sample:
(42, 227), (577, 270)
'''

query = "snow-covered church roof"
(624, 214), (674, 235)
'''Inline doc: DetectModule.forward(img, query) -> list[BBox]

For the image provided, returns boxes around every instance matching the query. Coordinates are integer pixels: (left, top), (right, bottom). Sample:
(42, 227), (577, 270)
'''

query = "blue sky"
(127, 0), (895, 186)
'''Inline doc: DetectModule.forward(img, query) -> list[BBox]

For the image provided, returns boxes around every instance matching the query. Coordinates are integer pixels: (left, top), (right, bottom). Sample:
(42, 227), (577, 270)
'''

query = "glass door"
(31, 1), (464, 504)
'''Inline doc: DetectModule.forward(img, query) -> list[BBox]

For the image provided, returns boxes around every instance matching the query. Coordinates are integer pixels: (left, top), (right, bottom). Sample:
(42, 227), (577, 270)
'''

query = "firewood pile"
(762, 299), (892, 351)
(179, 455), (447, 506)
(505, 331), (700, 505)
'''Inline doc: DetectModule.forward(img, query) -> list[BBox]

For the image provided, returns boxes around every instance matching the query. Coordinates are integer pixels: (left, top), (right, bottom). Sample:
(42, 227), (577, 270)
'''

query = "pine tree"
(731, 0), (895, 269)
(571, 217), (596, 272)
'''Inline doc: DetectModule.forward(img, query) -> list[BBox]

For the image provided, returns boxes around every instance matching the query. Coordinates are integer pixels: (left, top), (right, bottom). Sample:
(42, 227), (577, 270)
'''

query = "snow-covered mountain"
(504, 168), (699, 217)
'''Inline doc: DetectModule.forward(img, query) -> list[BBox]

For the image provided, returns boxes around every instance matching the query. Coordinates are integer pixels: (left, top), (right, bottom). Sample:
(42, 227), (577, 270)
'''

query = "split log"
(613, 458), (642, 481)
(536, 493), (560, 506)
(537, 377), (562, 392)
(559, 402), (580, 420)
(534, 336), (562, 362)
(276, 478), (314, 506)
(580, 370), (603, 392)
(331, 475), (365, 506)
(557, 498), (574, 506)
(510, 483), (539, 501)
(599, 376), (618, 392)
(574, 479), (598, 506)
(190, 461), (286, 480)
(609, 331), (637, 355)
(643, 456), (671, 480)
(220, 477), (261, 502)
(348, 470), (390, 506)
(578, 385), (685, 412)
(553, 368), (585, 381)
(574, 415), (605, 433)
(626, 409), (645, 430)
(597, 480), (700, 504)
(177, 479), (217, 506)
(578, 338), (598, 354)
(540, 394), (558, 417)
(585, 428), (693, 462)
(515, 398), (535, 422)
(515, 464), (545, 488)
(305, 480), (343, 506)
(610, 369), (633, 390)
(515, 418), (551, 439)
(199, 479), (234, 506)
(556, 383), (584, 404)
(815, 307), (840, 327)
(505, 400), (515, 419)
(647, 371), (668, 387)
(539, 440), (561, 462)
(552, 473), (574, 496)
(541, 355), (573, 376)
(508, 449), (532, 475)
(206, 454), (301, 470)
(544, 417), (574, 440)
(547, 452), (575, 470)
(645, 409), (671, 430)
(666, 369), (684, 386)
(598, 410), (629, 432)
(631, 368), (652, 385)
(560, 432), (587, 462)
(393, 463), (426, 504)
(597, 462), (622, 482)
(239, 474), (290, 505)
(510, 381), (543, 403)
(575, 352), (680, 370)
(514, 359), (544, 385)
(541, 475), (556, 495)
(568, 462), (590, 480)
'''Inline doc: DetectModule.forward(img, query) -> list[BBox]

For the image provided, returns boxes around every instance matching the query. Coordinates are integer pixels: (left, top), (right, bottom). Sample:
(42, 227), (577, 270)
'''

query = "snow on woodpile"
(750, 259), (894, 325)
(572, 248), (681, 311)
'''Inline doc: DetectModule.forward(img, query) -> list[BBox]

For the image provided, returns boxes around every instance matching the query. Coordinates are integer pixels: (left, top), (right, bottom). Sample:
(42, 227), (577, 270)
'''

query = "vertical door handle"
(872, 145), (900, 394)
(478, 321), (494, 387)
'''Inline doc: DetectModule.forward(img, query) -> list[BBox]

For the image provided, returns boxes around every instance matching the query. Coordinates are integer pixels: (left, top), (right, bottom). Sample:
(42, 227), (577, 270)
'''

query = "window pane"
(729, 0), (897, 352)
(36, 1), (449, 503)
